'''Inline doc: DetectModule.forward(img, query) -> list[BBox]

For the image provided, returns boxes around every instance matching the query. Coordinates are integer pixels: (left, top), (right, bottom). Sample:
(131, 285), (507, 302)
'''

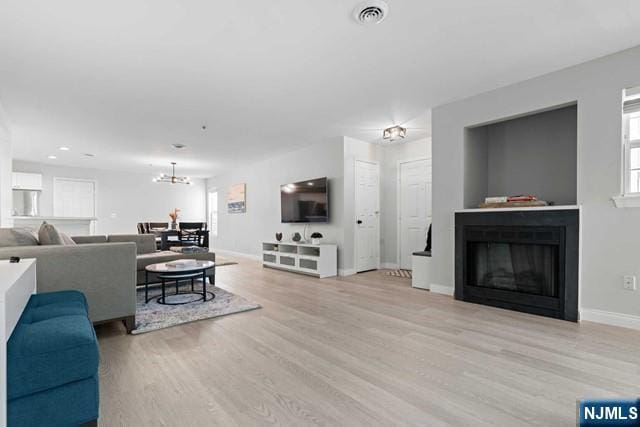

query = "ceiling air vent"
(353, 0), (389, 25)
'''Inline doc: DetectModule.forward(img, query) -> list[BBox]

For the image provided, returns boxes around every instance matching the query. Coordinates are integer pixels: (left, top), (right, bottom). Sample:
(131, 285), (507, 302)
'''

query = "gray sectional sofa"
(71, 234), (216, 285)
(0, 239), (137, 331)
(0, 230), (215, 333)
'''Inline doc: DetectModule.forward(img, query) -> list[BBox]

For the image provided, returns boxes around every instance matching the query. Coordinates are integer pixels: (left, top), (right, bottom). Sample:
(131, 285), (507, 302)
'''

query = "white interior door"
(53, 178), (96, 218)
(355, 160), (380, 272)
(399, 159), (431, 270)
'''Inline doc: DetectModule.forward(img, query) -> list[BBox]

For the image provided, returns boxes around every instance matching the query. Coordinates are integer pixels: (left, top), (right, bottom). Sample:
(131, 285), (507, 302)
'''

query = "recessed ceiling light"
(172, 143), (187, 149)
(47, 155), (57, 159)
(59, 146), (70, 151)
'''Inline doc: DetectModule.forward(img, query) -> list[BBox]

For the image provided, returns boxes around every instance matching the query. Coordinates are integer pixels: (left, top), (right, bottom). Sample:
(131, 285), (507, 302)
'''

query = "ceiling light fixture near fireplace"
(383, 125), (406, 142)
(153, 162), (192, 185)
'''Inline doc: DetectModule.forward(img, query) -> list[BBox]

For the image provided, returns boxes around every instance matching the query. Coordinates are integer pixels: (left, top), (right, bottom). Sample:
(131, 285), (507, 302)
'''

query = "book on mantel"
(480, 195), (548, 208)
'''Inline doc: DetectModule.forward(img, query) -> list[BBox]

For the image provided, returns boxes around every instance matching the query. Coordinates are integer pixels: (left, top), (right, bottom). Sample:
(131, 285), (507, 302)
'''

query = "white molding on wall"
(339, 268), (357, 277)
(213, 248), (261, 261)
(429, 283), (454, 296)
(612, 194), (640, 208)
(580, 308), (640, 330)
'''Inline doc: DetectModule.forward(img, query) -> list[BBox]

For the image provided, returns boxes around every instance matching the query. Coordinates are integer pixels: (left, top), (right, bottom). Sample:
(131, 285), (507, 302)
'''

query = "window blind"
(623, 98), (640, 114)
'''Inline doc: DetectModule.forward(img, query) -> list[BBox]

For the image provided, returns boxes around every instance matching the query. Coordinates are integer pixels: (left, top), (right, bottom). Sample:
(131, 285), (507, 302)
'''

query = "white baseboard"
(381, 262), (399, 270)
(214, 249), (261, 261)
(580, 308), (640, 330)
(429, 284), (454, 296)
(339, 268), (357, 277)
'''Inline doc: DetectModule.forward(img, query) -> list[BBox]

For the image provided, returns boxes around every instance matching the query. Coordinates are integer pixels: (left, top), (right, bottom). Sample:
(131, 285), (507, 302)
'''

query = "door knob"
(357, 220), (363, 224)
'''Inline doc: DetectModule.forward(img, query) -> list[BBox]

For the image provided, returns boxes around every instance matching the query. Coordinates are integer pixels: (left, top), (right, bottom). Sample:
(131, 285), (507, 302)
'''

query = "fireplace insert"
(455, 209), (578, 321)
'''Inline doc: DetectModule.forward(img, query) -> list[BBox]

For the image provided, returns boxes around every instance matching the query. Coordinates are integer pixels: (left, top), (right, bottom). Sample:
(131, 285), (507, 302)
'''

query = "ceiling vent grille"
(353, 1), (389, 25)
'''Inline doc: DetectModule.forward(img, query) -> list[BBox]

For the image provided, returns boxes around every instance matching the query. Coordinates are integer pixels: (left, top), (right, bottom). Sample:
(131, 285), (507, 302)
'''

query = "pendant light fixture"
(153, 162), (192, 185)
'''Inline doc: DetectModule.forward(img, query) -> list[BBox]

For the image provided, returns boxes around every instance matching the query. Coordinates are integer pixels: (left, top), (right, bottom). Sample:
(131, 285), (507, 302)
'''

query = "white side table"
(0, 259), (36, 427)
(411, 251), (431, 290)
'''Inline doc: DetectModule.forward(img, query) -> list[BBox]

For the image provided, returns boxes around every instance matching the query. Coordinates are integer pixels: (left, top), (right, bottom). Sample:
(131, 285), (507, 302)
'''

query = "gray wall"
(463, 106), (577, 208)
(432, 45), (640, 320)
(486, 105), (577, 205)
(206, 138), (346, 270)
(0, 107), (11, 227)
(463, 127), (488, 209)
(207, 136), (431, 273)
(13, 160), (206, 235)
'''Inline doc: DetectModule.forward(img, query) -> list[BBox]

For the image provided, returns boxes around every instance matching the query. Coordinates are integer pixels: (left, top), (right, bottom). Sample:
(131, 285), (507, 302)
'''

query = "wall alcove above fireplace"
(463, 103), (577, 209)
(455, 207), (579, 321)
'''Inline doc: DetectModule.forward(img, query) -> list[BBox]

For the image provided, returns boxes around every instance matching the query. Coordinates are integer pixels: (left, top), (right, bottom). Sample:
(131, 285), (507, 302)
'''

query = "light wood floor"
(96, 259), (640, 426)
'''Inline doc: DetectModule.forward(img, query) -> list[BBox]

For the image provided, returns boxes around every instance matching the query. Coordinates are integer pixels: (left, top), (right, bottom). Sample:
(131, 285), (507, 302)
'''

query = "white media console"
(262, 241), (337, 278)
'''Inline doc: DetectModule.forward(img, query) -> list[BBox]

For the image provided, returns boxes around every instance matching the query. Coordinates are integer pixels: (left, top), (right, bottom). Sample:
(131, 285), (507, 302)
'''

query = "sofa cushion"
(8, 374), (99, 427)
(8, 314), (99, 400)
(0, 228), (39, 247)
(38, 222), (64, 245)
(60, 232), (77, 245)
(108, 234), (156, 254)
(21, 291), (88, 323)
(28, 300), (88, 323)
(27, 289), (87, 310)
(72, 235), (108, 244)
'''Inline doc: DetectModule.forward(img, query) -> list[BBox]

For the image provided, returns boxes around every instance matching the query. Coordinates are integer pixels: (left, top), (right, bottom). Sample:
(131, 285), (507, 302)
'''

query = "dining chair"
(178, 222), (208, 247)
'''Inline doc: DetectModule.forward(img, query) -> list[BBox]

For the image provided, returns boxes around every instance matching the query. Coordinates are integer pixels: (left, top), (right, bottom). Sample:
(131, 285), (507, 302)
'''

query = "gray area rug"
(133, 281), (260, 334)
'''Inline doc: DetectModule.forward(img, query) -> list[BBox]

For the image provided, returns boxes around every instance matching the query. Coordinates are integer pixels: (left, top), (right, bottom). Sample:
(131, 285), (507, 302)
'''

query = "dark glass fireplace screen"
(468, 242), (559, 297)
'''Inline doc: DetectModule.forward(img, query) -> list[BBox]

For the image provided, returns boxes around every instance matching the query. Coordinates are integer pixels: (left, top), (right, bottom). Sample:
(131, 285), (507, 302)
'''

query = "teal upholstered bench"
(7, 290), (99, 427)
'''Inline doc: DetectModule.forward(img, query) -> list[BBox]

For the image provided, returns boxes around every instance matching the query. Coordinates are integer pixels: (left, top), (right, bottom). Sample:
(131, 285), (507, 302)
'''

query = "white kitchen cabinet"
(11, 172), (43, 191)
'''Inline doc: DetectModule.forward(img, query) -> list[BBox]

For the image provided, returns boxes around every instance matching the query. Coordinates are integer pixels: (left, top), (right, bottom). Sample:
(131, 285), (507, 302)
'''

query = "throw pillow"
(38, 222), (65, 245)
(0, 228), (39, 247)
(60, 232), (77, 245)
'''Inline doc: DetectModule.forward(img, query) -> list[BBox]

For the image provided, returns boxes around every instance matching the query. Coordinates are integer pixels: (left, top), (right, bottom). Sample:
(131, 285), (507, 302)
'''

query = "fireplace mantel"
(456, 205), (580, 213)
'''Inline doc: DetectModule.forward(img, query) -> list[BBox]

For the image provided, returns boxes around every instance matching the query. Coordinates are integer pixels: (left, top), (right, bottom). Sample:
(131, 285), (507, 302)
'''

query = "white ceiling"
(2, 1), (640, 177)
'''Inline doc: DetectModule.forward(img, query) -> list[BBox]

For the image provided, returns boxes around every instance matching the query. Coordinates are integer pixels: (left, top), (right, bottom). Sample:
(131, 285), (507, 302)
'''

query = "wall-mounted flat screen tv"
(281, 177), (329, 223)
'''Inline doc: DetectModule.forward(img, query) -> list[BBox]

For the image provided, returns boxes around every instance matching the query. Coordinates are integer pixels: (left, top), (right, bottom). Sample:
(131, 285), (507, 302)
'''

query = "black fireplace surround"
(455, 209), (579, 321)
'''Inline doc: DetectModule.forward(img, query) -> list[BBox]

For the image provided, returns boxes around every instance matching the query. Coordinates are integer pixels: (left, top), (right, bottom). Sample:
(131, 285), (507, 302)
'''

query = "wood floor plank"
(96, 259), (640, 426)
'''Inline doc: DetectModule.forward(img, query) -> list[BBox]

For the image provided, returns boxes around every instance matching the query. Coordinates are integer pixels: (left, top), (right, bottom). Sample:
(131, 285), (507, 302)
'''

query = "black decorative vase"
(292, 232), (302, 242)
(275, 232), (283, 242)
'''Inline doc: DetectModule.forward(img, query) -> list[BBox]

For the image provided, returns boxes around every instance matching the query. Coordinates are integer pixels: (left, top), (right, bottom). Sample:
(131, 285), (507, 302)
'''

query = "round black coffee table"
(145, 260), (215, 305)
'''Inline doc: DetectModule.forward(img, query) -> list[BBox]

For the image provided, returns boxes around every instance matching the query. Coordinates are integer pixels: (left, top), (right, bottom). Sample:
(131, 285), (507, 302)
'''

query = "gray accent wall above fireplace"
(432, 45), (640, 327)
(463, 104), (577, 209)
